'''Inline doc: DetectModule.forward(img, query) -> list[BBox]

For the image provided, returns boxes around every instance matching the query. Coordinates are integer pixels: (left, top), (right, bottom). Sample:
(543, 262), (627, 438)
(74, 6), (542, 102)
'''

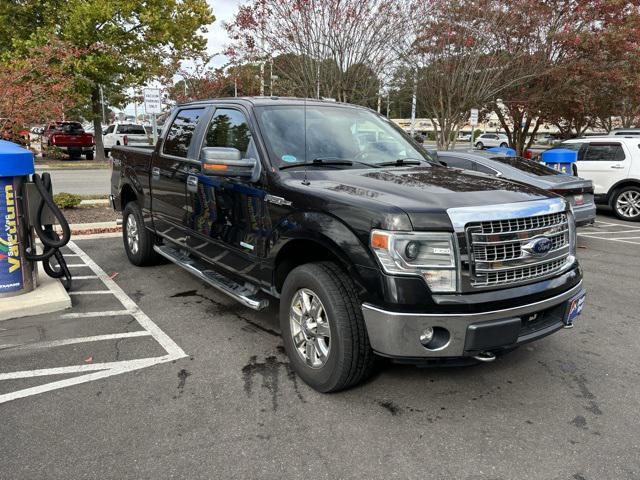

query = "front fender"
(270, 211), (377, 269)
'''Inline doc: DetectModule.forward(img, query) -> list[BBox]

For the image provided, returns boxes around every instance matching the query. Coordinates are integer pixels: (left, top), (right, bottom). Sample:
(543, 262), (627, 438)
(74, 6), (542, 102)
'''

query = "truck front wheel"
(122, 202), (159, 266)
(280, 262), (375, 392)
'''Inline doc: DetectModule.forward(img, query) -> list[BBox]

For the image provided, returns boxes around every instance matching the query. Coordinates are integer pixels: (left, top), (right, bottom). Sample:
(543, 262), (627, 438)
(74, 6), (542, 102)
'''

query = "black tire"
(611, 186), (640, 222)
(85, 151), (94, 160)
(280, 262), (376, 393)
(475, 142), (484, 149)
(499, 142), (508, 148)
(104, 149), (110, 158)
(122, 202), (159, 265)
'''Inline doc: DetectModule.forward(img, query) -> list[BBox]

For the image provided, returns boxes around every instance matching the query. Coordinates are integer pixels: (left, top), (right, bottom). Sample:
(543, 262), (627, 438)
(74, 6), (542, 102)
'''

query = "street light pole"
(410, 69), (417, 137)
(99, 85), (106, 125)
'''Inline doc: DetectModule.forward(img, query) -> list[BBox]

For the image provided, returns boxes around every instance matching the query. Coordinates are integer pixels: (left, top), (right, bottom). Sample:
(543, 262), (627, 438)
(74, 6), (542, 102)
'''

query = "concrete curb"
(80, 199), (109, 205)
(54, 221), (122, 237)
(0, 270), (71, 322)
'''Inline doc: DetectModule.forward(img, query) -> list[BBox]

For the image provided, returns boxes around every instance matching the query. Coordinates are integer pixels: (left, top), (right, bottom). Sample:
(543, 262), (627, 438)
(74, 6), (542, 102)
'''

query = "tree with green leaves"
(1, 0), (213, 159)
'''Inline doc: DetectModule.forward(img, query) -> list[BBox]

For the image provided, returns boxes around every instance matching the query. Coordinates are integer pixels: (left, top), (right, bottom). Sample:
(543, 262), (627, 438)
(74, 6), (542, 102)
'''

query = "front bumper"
(362, 281), (584, 359)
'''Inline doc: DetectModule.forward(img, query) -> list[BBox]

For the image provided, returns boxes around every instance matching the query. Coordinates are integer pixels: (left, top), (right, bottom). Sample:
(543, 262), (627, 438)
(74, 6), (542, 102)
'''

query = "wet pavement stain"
(378, 400), (402, 415)
(171, 290), (280, 336)
(177, 369), (191, 395)
(570, 415), (588, 429)
(242, 355), (305, 410)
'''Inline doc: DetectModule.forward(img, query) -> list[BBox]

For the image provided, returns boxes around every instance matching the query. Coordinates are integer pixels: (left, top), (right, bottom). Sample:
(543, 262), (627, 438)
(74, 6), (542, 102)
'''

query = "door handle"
(151, 167), (160, 178)
(611, 165), (625, 169)
(186, 175), (198, 193)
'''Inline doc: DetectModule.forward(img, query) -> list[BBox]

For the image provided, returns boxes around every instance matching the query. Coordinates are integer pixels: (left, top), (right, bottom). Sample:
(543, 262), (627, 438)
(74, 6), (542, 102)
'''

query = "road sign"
(470, 108), (479, 126)
(143, 88), (162, 114)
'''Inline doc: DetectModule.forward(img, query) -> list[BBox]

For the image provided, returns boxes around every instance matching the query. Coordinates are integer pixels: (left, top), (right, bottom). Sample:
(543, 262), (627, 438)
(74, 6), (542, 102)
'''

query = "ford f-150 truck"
(42, 121), (95, 159)
(110, 98), (586, 392)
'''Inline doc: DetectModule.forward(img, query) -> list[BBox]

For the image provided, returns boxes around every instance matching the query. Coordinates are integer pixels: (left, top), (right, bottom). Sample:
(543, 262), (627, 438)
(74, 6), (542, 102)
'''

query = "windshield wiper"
(280, 156), (380, 170)
(376, 158), (429, 167)
(280, 158), (353, 170)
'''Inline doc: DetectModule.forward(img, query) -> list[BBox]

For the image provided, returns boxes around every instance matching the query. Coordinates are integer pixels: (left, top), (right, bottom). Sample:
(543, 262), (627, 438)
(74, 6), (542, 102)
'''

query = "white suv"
(555, 137), (640, 221)
(474, 133), (509, 149)
(102, 123), (150, 156)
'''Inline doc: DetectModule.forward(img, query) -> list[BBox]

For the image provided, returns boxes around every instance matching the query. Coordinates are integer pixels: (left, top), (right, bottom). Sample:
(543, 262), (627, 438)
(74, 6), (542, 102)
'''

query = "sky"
(122, 0), (242, 116)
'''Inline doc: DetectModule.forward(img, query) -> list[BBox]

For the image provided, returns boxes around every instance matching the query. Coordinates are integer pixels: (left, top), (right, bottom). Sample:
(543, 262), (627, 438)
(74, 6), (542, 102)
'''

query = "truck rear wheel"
(280, 262), (375, 392)
(85, 151), (94, 160)
(122, 202), (159, 266)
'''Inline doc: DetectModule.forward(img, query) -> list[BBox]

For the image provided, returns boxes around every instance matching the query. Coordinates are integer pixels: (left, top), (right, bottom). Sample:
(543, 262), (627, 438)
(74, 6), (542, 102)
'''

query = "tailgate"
(125, 134), (151, 145)
(53, 133), (94, 147)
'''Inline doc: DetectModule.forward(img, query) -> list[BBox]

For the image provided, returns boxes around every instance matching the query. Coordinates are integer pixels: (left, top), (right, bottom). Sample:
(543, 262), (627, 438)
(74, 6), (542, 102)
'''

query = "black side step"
(153, 245), (269, 310)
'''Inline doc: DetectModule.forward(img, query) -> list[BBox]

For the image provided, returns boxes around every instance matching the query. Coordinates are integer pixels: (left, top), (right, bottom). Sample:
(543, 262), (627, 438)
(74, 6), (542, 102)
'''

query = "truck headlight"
(370, 230), (458, 292)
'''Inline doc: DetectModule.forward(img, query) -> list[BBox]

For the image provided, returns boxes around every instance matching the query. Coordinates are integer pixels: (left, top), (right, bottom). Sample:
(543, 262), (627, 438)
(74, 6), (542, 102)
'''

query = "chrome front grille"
(467, 212), (572, 288)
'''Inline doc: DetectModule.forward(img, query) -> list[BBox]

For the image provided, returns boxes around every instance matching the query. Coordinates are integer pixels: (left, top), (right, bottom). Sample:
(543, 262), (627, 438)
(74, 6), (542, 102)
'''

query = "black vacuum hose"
(24, 172), (72, 290)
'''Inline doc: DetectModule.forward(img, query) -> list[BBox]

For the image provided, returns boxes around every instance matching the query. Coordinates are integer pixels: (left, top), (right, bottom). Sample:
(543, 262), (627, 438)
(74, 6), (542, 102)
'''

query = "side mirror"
(200, 147), (258, 180)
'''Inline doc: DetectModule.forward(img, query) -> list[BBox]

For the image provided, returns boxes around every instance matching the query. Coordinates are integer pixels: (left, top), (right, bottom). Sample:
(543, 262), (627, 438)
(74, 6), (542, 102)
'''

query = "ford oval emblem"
(523, 236), (553, 257)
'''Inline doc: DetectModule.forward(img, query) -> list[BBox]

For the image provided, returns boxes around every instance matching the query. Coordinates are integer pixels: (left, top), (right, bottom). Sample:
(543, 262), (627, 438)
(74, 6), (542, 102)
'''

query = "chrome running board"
(154, 245), (269, 311)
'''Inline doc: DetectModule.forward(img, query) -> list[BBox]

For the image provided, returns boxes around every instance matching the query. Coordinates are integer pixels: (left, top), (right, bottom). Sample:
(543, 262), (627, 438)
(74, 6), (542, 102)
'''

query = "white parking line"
(0, 240), (187, 404)
(68, 290), (112, 295)
(60, 310), (131, 319)
(6, 331), (152, 351)
(579, 229), (640, 235)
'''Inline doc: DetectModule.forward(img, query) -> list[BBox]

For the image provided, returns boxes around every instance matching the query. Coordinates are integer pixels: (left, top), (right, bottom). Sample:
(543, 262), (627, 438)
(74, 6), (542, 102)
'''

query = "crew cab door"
(184, 106), (268, 279)
(575, 141), (630, 195)
(150, 106), (208, 247)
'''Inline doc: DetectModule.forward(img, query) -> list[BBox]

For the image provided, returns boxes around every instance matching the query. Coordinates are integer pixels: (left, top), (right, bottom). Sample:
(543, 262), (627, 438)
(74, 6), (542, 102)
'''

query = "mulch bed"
(61, 205), (120, 224)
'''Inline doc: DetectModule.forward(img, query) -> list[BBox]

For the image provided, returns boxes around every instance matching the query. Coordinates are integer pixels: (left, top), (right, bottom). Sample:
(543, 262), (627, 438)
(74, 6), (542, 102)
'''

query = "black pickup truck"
(110, 97), (586, 392)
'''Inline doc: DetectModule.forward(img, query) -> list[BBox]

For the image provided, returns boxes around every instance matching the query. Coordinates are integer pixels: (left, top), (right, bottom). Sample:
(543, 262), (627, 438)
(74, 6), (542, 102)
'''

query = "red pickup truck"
(41, 121), (95, 160)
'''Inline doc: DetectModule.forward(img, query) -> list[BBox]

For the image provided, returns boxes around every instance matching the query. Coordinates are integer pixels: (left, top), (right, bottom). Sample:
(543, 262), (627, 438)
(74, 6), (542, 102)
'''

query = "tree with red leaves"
(0, 39), (80, 138)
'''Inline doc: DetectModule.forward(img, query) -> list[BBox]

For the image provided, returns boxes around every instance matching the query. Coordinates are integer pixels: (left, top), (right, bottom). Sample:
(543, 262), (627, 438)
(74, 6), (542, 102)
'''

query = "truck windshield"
(255, 105), (436, 168)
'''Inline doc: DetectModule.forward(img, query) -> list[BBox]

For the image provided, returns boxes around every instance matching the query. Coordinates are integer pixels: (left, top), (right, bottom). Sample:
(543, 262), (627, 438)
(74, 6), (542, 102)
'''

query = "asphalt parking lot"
(1, 213), (639, 480)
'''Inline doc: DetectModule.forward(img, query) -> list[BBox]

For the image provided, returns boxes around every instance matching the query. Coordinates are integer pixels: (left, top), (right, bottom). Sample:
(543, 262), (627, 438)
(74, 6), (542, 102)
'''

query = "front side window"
(163, 108), (205, 158)
(255, 105), (436, 168)
(583, 143), (625, 162)
(104, 125), (115, 134)
(205, 108), (252, 157)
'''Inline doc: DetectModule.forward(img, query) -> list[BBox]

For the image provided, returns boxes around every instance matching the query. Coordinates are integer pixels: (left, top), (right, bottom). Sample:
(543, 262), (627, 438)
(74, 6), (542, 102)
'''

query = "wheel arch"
(607, 178), (640, 206)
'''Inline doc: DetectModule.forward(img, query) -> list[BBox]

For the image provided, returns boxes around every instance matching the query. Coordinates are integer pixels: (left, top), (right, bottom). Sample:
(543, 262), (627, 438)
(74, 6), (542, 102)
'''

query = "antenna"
(302, 95), (310, 186)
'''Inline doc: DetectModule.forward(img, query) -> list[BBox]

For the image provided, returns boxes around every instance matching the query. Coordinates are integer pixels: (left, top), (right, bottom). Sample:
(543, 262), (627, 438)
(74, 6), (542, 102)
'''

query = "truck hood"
(282, 166), (553, 230)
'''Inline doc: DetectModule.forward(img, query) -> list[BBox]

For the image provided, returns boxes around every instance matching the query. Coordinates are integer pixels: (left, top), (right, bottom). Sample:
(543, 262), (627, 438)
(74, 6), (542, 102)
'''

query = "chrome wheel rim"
(126, 214), (139, 255)
(616, 191), (640, 219)
(289, 288), (331, 369)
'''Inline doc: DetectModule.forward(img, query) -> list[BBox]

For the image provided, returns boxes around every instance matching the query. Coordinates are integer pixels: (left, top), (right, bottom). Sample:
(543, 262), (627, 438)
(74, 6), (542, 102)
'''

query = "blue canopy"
(0, 140), (35, 177)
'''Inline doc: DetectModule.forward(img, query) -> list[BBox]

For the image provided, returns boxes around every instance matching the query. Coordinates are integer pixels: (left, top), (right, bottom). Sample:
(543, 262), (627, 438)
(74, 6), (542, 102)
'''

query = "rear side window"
(163, 108), (205, 158)
(442, 156), (475, 170)
(491, 156), (561, 176)
(118, 125), (146, 135)
(583, 143), (625, 162)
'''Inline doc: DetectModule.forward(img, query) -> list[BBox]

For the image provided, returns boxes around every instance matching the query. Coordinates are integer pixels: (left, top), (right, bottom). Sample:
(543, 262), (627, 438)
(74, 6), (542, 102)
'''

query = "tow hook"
(473, 351), (496, 362)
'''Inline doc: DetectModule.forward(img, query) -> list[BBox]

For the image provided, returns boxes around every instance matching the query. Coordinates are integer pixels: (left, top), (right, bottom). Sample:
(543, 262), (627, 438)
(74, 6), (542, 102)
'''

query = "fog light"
(405, 241), (421, 260)
(419, 327), (434, 345)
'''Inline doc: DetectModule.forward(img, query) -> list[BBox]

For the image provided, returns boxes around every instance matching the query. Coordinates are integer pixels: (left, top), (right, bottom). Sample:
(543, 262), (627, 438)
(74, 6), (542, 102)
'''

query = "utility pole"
(316, 62), (320, 99)
(269, 60), (273, 96)
(377, 94), (381, 114)
(386, 92), (390, 117)
(133, 87), (138, 122)
(410, 69), (417, 137)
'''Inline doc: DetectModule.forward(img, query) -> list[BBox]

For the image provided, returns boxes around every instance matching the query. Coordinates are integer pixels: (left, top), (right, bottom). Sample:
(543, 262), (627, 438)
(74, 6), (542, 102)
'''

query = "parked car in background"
(475, 133), (509, 149)
(608, 128), (640, 137)
(438, 150), (596, 226)
(550, 137), (640, 221)
(458, 133), (472, 142)
(41, 121), (95, 159)
(103, 123), (150, 156)
(538, 134), (561, 146)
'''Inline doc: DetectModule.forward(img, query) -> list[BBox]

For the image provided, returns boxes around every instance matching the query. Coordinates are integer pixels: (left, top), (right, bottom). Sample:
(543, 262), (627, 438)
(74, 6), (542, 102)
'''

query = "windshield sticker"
(281, 155), (297, 163)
